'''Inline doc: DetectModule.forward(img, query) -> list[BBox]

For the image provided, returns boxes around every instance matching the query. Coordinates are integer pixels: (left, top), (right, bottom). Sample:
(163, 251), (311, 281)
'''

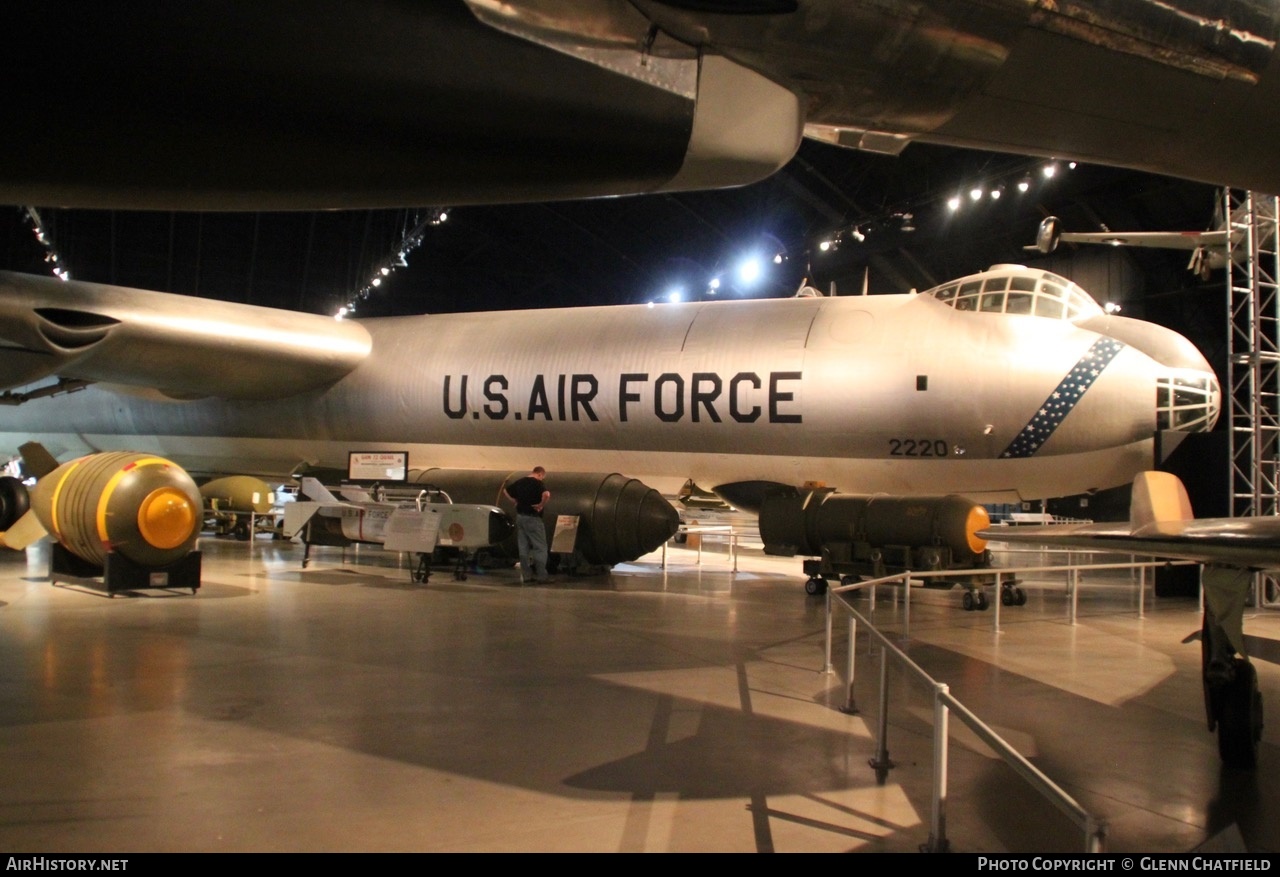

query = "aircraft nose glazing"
(1156, 368), (1221, 433)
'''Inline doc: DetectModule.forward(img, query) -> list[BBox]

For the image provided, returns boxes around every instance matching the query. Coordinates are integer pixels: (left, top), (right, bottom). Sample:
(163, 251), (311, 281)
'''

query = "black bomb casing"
(30, 452), (202, 567)
(759, 489), (990, 571)
(408, 469), (678, 566)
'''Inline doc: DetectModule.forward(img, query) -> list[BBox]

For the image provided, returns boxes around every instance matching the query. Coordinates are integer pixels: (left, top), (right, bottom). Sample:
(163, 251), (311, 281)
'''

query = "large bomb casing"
(200, 475), (275, 514)
(760, 489), (990, 576)
(32, 452), (202, 567)
(408, 469), (678, 567)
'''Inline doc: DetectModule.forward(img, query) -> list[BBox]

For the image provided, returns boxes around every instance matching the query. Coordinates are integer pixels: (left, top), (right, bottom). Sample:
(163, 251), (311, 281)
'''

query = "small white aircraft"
(981, 471), (1275, 770)
(1027, 199), (1278, 280)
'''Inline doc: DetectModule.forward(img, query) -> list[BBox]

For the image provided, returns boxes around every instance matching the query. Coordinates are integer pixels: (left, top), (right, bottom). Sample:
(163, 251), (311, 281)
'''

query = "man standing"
(504, 466), (552, 584)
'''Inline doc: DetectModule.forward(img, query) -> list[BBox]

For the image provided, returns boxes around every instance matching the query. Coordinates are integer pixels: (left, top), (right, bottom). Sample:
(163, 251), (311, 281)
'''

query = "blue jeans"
(516, 513), (548, 581)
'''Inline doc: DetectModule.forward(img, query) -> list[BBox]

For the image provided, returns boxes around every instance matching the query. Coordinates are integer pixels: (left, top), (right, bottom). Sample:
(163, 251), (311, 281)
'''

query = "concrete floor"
(0, 534), (1276, 853)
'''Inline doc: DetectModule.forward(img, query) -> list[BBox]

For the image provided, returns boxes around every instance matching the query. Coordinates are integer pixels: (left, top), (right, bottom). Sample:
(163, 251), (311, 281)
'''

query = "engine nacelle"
(31, 452), (201, 567)
(1034, 216), (1062, 254)
(407, 469), (678, 566)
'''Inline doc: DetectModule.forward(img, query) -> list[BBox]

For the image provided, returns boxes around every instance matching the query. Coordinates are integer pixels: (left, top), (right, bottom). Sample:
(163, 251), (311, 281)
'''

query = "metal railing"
(824, 557), (1199, 640)
(819, 557), (1199, 852)
(659, 525), (761, 572)
(824, 572), (1112, 852)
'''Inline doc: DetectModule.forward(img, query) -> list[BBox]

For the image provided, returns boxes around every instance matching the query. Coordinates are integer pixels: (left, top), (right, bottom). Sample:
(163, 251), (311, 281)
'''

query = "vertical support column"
(1226, 189), (1280, 600)
(1227, 189), (1280, 520)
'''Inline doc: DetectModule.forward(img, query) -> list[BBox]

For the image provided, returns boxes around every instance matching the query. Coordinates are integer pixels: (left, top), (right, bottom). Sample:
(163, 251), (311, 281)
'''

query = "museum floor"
(0, 533), (1275, 853)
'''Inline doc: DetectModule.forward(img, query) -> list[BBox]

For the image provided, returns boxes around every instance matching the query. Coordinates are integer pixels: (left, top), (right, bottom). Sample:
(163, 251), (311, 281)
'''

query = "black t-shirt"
(507, 475), (546, 515)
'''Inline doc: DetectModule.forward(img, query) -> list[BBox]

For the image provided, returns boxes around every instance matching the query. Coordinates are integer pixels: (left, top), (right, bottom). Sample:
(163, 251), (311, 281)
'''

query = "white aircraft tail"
(299, 476), (340, 504)
(1129, 471), (1194, 527)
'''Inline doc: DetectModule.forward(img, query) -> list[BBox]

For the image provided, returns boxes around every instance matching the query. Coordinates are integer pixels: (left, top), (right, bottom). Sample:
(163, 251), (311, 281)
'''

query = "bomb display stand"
(49, 542), (202, 595)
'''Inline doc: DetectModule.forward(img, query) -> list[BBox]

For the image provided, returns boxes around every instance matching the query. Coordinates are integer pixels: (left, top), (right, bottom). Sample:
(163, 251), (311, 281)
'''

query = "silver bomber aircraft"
(0, 266), (1219, 507)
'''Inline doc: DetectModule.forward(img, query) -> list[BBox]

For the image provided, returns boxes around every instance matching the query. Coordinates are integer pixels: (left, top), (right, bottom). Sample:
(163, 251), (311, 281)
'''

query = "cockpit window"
(924, 270), (1102, 320)
(1005, 291), (1034, 315)
(1034, 296), (1064, 319)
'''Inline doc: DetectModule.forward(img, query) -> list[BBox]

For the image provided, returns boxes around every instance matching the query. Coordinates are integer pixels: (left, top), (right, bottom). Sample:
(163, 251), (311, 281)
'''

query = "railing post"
(842, 613), (858, 714)
(902, 571), (912, 640)
(922, 683), (951, 853)
(869, 644), (895, 784)
(823, 586), (834, 674)
(993, 571), (1002, 632)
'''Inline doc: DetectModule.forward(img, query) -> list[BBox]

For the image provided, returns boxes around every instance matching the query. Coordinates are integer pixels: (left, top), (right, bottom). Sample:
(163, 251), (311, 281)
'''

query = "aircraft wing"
(7, 2), (1280, 206)
(0, 272), (371, 401)
(980, 517), (1280, 570)
(980, 471), (1280, 569)
(1057, 230), (1232, 252)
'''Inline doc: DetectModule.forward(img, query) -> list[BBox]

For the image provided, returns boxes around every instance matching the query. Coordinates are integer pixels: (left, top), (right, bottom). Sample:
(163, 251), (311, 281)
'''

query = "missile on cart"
(284, 492), (514, 551)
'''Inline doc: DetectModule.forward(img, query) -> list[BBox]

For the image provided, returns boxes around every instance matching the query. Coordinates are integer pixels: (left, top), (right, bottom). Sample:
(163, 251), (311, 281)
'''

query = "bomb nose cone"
(574, 474), (680, 565)
(632, 487), (681, 558)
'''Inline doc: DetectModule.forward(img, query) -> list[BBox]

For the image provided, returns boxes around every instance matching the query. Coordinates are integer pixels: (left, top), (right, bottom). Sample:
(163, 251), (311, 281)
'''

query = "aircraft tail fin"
(1130, 471), (1194, 527)
(299, 476), (340, 504)
(0, 509), (48, 550)
(18, 442), (60, 479)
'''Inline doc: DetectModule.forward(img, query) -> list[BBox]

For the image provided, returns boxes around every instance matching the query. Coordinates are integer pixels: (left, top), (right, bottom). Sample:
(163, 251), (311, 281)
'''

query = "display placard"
(347, 451), (409, 482)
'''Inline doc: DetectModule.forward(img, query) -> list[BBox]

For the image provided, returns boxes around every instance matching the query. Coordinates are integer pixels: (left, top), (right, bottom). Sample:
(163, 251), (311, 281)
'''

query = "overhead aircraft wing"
(0, 272), (372, 401)
(1057, 230), (1232, 252)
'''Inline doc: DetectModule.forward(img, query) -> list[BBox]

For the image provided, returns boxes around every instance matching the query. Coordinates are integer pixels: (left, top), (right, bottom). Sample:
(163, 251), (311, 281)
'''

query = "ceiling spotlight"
(1042, 163), (1057, 179)
(737, 257), (762, 286)
(1104, 301), (1122, 314)
(990, 187), (1003, 200)
(371, 277), (382, 287)
(708, 276), (721, 290)
(819, 240), (832, 252)
(380, 266), (390, 276)
(850, 229), (865, 242)
(969, 187), (983, 201)
(947, 196), (962, 211)
(900, 213), (916, 232)
(667, 286), (684, 303)
(1068, 161), (1077, 169)
(773, 253), (783, 264)
(1017, 177), (1031, 193)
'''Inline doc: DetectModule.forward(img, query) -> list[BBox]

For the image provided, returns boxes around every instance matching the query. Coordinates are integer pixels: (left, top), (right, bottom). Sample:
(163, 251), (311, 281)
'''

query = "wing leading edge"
(0, 272), (372, 401)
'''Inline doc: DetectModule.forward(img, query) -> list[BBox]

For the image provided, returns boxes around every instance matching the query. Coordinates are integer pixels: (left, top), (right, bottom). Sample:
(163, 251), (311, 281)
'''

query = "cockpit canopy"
(924, 267), (1103, 321)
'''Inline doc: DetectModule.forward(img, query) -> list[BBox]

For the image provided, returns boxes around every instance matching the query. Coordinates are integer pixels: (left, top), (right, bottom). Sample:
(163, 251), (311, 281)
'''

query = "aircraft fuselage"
(0, 267), (1219, 503)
